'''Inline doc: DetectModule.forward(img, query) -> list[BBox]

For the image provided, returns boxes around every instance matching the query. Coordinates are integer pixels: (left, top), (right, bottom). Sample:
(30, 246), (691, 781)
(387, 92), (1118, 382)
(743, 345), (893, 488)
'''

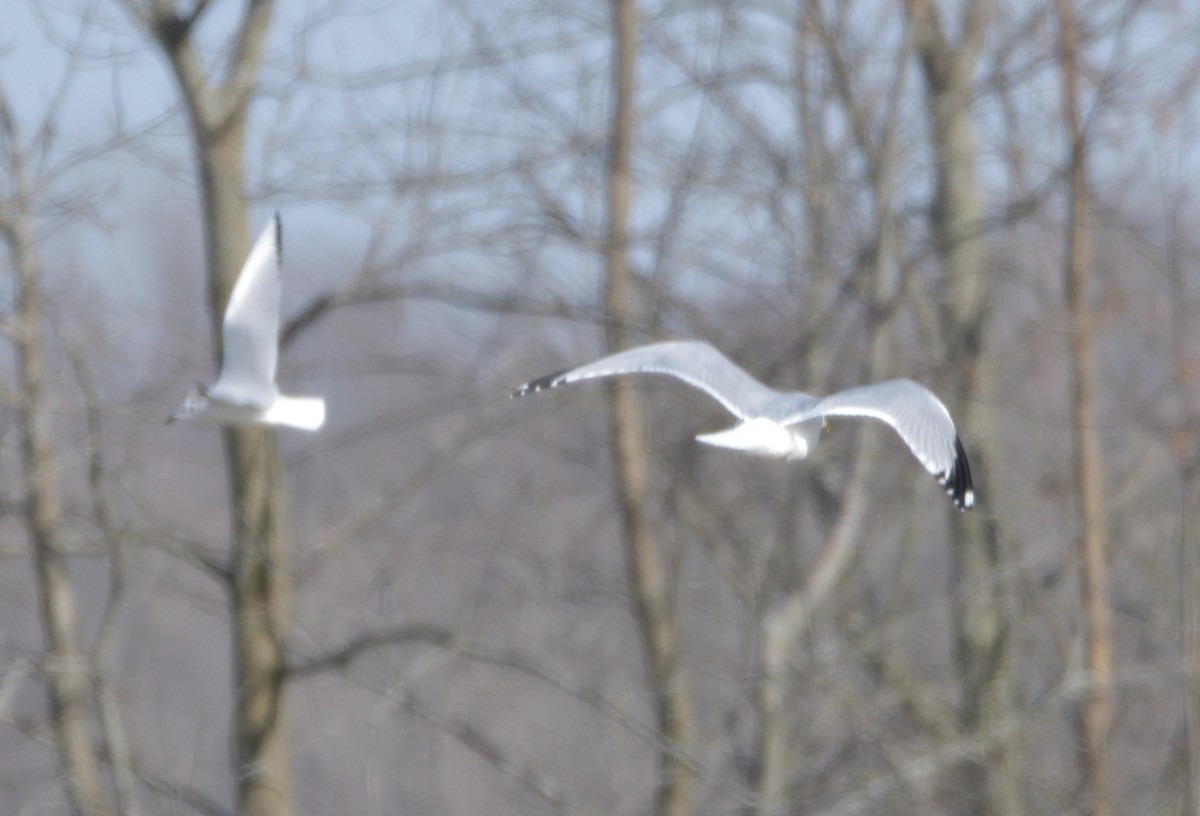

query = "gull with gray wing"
(513, 340), (973, 509)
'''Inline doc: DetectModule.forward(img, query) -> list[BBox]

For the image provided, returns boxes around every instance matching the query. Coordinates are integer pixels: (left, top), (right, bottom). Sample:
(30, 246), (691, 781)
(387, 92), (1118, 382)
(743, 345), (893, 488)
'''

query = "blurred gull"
(513, 340), (973, 509)
(170, 213), (325, 431)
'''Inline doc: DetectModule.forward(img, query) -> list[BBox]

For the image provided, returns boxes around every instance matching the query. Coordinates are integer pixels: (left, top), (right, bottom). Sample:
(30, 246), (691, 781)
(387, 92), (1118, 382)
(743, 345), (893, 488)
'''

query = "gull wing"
(211, 214), (282, 407)
(782, 379), (974, 509)
(512, 340), (781, 420)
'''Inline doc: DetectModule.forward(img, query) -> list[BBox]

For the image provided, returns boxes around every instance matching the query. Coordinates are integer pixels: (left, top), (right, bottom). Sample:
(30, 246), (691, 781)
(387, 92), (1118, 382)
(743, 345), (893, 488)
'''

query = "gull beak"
(822, 418), (830, 433)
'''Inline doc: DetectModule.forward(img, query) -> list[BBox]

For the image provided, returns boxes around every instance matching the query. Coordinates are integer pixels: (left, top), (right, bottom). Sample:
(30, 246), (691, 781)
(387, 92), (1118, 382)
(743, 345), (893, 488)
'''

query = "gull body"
(170, 214), (325, 431)
(513, 340), (973, 509)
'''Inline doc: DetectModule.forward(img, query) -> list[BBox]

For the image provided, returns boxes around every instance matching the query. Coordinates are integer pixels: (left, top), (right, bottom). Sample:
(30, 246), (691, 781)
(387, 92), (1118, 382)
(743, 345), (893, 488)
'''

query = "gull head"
(168, 384), (210, 424)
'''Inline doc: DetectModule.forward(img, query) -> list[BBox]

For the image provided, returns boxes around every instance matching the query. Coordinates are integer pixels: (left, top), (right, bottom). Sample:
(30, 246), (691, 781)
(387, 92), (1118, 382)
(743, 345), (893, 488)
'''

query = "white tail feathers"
(695, 418), (811, 460)
(264, 395), (326, 431)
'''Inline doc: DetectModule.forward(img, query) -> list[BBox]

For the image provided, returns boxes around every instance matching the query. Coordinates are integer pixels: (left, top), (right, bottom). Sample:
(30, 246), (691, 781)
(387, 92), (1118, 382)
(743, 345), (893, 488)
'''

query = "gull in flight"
(170, 214), (325, 431)
(513, 341), (973, 509)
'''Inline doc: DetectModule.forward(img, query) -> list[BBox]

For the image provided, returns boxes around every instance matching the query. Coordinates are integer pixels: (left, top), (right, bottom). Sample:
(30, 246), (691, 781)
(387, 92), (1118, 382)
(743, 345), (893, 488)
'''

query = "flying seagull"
(170, 214), (325, 431)
(513, 341), (973, 509)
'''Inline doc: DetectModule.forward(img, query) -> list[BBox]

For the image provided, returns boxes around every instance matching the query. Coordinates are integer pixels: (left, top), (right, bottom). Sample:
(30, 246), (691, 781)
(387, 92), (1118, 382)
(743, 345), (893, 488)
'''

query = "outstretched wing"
(212, 214), (282, 407)
(782, 379), (974, 509)
(512, 340), (783, 419)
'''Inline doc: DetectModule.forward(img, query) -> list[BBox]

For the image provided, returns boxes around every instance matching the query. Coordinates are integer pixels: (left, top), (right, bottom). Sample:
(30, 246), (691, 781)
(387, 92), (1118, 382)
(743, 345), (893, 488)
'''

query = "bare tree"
(1056, 0), (1114, 812)
(904, 1), (1020, 812)
(8, 1), (1200, 813)
(117, 2), (291, 814)
(602, 2), (698, 814)
(753, 5), (917, 811)
(0, 77), (111, 816)
(1168, 174), (1200, 816)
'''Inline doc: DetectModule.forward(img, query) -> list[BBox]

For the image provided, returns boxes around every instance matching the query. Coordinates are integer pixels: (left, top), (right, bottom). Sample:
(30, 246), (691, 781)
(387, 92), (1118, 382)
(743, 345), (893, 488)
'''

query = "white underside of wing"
(215, 215), (283, 403)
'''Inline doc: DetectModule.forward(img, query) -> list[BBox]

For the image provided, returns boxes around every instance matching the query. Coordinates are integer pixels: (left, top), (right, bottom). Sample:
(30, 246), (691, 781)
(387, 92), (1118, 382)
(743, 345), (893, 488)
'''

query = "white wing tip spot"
(512, 369), (569, 398)
(935, 438), (974, 510)
(944, 437), (975, 510)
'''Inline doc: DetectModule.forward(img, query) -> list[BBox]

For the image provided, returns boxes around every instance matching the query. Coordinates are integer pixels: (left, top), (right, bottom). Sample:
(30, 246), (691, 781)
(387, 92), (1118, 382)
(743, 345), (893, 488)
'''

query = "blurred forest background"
(1, 0), (1198, 814)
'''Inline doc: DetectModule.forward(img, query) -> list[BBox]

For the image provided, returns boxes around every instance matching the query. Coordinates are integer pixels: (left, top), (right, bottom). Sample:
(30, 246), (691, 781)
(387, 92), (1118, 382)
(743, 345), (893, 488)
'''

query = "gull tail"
(264, 395), (326, 431)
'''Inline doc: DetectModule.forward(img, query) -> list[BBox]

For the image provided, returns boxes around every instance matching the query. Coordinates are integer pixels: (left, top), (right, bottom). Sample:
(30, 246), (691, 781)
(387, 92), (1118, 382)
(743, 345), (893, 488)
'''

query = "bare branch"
(56, 329), (142, 816)
(133, 761), (234, 816)
(0, 72), (111, 816)
(400, 689), (584, 816)
(219, 0), (275, 120)
(285, 623), (454, 678)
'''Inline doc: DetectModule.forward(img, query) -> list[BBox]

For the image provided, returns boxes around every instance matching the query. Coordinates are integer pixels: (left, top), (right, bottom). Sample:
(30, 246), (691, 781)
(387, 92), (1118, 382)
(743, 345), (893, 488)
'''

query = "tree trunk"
(1, 89), (110, 816)
(227, 426), (291, 816)
(1180, 455), (1200, 816)
(603, 2), (697, 815)
(905, 1), (1018, 814)
(1056, 1), (1114, 813)
(756, 16), (909, 801)
(137, 2), (292, 812)
(197, 96), (294, 816)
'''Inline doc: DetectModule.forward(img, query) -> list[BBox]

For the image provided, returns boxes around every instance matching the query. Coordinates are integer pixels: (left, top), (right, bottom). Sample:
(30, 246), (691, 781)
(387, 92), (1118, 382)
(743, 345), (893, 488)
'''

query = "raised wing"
(211, 214), (282, 407)
(512, 340), (782, 419)
(783, 379), (974, 509)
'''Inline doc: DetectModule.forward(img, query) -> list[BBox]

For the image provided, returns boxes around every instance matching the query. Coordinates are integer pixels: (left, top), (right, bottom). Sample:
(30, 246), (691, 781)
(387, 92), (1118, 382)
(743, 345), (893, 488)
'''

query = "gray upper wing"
(513, 341), (781, 419)
(211, 214), (282, 407)
(780, 378), (974, 508)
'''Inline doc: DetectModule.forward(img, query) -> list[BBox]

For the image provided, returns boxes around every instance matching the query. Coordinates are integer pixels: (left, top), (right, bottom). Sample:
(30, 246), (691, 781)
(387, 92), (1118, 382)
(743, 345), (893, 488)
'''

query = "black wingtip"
(511, 368), (569, 398)
(946, 436), (975, 510)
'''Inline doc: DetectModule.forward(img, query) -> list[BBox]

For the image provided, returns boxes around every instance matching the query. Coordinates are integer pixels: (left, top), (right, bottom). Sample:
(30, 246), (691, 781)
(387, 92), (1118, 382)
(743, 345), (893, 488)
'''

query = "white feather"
(515, 341), (974, 509)
(172, 214), (326, 432)
(263, 396), (326, 431)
